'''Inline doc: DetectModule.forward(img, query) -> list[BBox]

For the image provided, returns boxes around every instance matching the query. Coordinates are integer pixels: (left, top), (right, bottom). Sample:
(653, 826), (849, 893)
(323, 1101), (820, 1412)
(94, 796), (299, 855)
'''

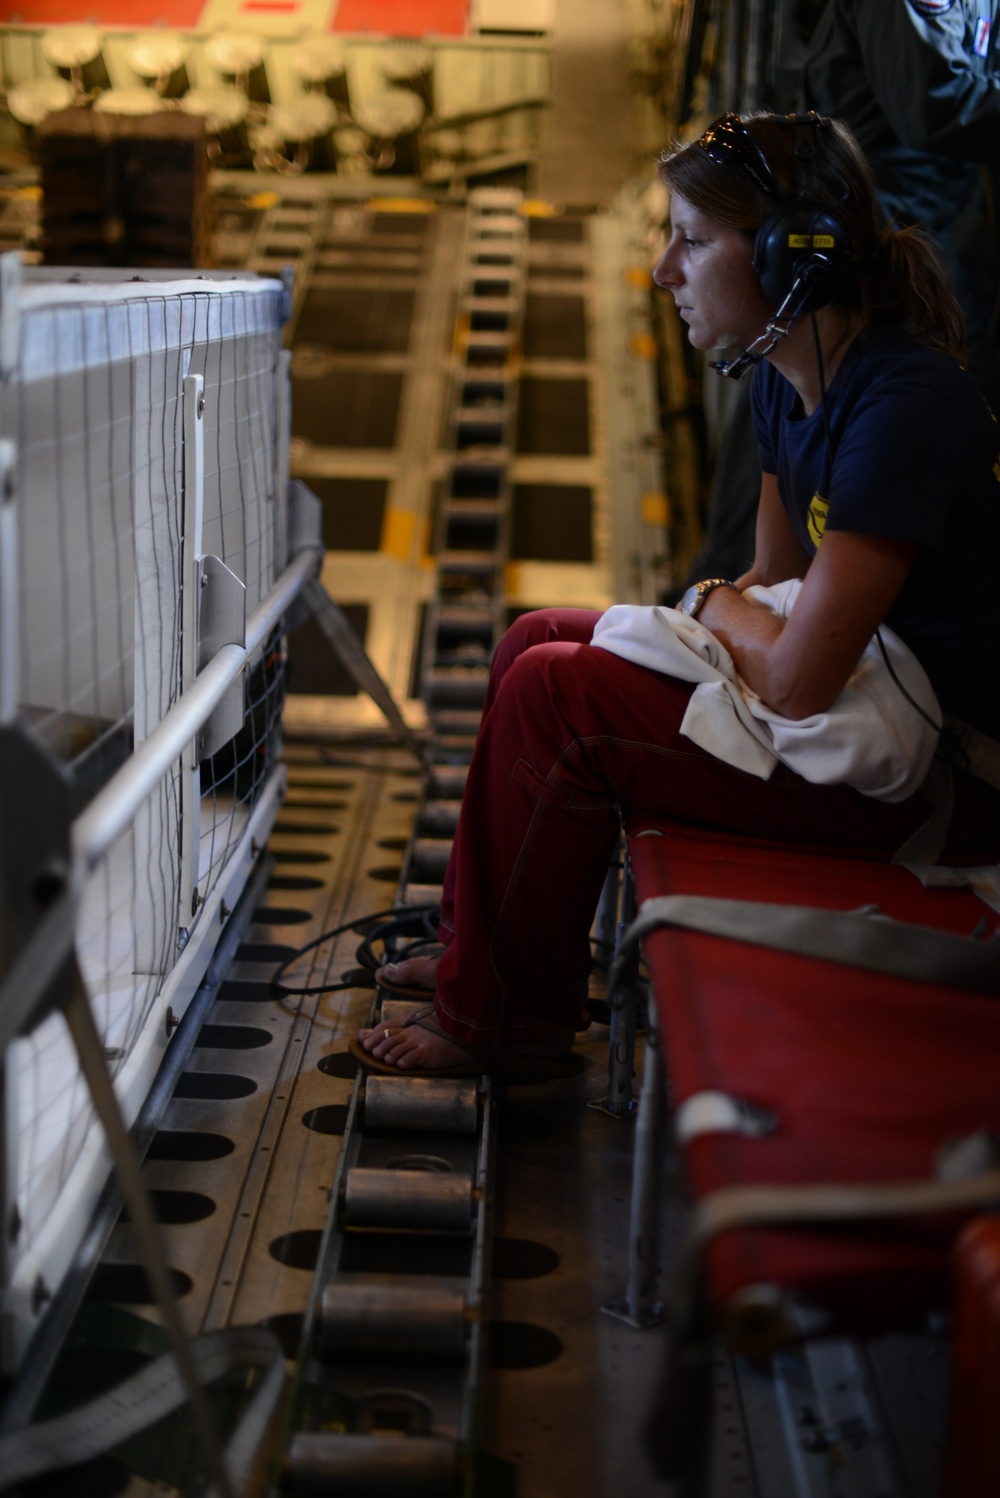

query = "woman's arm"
(733, 472), (812, 591)
(699, 474), (918, 719)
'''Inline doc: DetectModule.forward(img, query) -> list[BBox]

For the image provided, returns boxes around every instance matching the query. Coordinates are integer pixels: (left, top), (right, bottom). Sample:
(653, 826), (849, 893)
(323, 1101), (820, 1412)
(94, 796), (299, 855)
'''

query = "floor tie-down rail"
(279, 191), (527, 1493)
(282, 1072), (495, 1495)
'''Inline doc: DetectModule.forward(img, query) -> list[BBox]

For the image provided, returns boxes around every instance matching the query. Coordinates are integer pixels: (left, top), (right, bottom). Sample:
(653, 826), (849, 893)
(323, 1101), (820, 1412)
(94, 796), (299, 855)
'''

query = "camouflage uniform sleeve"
(849, 0), (1000, 159)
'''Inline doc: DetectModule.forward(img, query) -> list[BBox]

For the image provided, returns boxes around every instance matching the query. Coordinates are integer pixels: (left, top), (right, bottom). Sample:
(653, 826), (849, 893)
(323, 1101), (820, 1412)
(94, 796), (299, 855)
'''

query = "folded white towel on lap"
(590, 578), (940, 802)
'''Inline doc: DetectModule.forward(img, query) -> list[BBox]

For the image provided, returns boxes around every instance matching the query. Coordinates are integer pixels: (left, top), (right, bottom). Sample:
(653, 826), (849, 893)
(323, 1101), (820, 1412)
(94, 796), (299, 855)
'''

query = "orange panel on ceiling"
(0, 0), (204, 23)
(332, 0), (467, 36)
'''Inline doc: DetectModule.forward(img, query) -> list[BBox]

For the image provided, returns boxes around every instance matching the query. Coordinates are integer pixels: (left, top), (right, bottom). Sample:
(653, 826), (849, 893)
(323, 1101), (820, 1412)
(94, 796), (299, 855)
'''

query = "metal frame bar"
(179, 374), (206, 934)
(0, 847), (273, 1435)
(71, 546), (320, 883)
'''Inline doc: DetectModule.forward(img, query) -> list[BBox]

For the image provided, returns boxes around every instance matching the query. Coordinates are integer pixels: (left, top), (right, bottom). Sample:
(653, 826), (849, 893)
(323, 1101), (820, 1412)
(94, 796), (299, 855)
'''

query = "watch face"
(678, 584), (702, 616)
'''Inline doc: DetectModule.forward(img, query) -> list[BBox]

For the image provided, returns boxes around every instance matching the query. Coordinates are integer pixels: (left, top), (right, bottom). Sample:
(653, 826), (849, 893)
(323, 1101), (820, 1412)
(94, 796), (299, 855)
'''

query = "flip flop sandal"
(373, 942), (445, 999)
(348, 1007), (585, 1084)
(347, 1038), (487, 1079)
(374, 966), (438, 1000)
(348, 1037), (585, 1083)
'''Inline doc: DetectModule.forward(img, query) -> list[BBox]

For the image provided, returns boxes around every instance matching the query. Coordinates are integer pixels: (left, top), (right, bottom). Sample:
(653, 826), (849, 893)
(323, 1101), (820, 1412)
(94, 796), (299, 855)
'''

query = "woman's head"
(658, 111), (965, 357)
(660, 113), (876, 245)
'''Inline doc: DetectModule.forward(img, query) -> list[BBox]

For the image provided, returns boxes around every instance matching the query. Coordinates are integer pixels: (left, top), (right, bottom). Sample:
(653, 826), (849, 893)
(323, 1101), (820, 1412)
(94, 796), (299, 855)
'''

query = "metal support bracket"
(280, 264), (294, 325)
(0, 441), (17, 727)
(283, 478), (424, 765)
(0, 724), (76, 1352)
(590, 858), (638, 1118)
(282, 479), (323, 633)
(0, 724), (76, 1045)
(602, 998), (666, 1330)
(179, 375), (204, 932)
(286, 477), (323, 561)
(196, 555), (246, 762)
(274, 351), (292, 574)
(303, 577), (426, 768)
(0, 254), (21, 383)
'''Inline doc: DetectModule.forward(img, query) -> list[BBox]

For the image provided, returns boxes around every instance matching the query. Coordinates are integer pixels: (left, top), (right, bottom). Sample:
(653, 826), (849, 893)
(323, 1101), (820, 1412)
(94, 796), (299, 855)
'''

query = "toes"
(393, 1038), (428, 1069)
(381, 954), (440, 984)
(361, 1025), (398, 1056)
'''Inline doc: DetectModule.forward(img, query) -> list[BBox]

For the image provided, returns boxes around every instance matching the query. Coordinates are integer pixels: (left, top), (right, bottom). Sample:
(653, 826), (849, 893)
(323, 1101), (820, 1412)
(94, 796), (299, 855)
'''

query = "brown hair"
(658, 113), (966, 358)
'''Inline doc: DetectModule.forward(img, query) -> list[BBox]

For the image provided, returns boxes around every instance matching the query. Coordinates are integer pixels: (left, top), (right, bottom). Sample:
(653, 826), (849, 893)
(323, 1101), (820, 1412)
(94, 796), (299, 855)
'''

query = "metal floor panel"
(482, 1046), (688, 1498)
(75, 746), (423, 1486)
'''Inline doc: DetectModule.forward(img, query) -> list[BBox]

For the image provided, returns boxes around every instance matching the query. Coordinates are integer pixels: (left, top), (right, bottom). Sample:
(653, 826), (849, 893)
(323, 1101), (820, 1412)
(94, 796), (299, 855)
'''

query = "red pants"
(432, 608), (1000, 1043)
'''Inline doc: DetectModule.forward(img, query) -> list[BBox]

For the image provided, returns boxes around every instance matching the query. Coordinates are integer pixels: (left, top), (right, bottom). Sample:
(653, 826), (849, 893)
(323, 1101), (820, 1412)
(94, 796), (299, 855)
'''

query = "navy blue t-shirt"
(751, 324), (1000, 739)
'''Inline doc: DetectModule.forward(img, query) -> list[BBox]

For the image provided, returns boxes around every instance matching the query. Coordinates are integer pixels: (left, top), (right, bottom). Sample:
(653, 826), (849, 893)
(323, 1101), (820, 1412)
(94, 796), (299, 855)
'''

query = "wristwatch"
(676, 577), (737, 618)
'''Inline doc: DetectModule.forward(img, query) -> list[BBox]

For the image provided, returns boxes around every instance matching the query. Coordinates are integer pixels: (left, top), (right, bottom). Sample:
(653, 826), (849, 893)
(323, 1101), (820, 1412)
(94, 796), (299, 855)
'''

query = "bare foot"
(358, 1014), (467, 1070)
(379, 953), (441, 990)
(357, 1006), (578, 1073)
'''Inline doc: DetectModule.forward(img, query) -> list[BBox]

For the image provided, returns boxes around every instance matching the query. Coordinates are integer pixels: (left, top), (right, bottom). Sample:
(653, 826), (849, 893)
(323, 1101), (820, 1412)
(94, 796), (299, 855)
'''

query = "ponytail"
(861, 223), (966, 360)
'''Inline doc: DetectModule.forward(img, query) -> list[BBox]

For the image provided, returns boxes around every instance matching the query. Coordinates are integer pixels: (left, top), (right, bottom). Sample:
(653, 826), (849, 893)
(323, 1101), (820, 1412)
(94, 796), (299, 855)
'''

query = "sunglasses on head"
(696, 112), (783, 201)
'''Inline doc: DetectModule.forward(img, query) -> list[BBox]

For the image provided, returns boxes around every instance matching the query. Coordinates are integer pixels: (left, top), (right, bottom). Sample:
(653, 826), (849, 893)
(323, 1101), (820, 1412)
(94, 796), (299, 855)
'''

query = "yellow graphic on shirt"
(807, 492), (829, 549)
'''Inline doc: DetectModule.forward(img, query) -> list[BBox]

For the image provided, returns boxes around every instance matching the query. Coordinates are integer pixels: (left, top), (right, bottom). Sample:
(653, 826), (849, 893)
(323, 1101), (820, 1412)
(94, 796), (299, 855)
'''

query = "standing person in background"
(805, 0), (1000, 409)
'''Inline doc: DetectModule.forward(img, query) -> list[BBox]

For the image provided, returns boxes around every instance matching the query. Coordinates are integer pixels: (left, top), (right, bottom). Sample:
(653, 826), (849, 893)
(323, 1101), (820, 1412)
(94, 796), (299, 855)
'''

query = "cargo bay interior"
(0, 3), (975, 1498)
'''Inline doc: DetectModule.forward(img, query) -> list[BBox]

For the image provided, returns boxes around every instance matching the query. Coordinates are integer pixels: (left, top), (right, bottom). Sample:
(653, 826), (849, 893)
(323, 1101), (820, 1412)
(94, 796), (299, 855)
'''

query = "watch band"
(679, 577), (737, 617)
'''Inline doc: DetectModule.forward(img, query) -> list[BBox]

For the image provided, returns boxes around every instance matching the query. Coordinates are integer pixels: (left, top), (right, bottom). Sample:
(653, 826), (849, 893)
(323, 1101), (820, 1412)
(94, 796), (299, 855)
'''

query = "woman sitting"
(354, 111), (1000, 1079)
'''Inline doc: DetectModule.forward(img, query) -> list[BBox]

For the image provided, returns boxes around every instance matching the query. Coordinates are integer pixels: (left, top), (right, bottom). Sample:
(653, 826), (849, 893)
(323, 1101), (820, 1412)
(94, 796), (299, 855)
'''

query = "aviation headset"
(696, 111), (854, 376)
(756, 117), (852, 313)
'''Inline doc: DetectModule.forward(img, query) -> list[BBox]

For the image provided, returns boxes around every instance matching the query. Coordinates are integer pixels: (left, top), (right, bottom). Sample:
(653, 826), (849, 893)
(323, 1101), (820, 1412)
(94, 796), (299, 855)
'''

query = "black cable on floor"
(269, 903), (440, 998)
(353, 907), (442, 976)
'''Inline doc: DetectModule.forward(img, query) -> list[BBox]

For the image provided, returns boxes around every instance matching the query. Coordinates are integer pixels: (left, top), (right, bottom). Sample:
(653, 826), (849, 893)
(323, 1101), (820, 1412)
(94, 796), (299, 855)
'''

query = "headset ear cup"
(752, 203), (851, 311)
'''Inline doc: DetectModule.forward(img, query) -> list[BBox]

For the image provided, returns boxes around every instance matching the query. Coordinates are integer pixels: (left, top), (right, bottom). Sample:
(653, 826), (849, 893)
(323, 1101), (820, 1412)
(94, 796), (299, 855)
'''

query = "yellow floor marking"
(364, 197), (437, 213)
(382, 504), (416, 560)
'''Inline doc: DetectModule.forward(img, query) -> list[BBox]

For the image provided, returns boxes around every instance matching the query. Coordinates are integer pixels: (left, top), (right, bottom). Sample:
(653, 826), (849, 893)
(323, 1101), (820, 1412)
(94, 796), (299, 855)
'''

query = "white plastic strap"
(0, 1326), (285, 1489)
(693, 1169), (1000, 1249)
(627, 894), (1000, 993)
(675, 1091), (778, 1145)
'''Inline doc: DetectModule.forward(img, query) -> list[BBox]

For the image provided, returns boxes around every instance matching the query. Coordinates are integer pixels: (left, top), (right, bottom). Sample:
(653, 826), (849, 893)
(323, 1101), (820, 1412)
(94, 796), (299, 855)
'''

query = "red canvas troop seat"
(625, 816), (1000, 1334)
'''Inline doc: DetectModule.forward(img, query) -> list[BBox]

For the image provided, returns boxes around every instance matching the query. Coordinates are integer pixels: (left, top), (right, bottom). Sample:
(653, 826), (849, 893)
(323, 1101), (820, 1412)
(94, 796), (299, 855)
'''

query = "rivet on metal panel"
(165, 1006), (179, 1038)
